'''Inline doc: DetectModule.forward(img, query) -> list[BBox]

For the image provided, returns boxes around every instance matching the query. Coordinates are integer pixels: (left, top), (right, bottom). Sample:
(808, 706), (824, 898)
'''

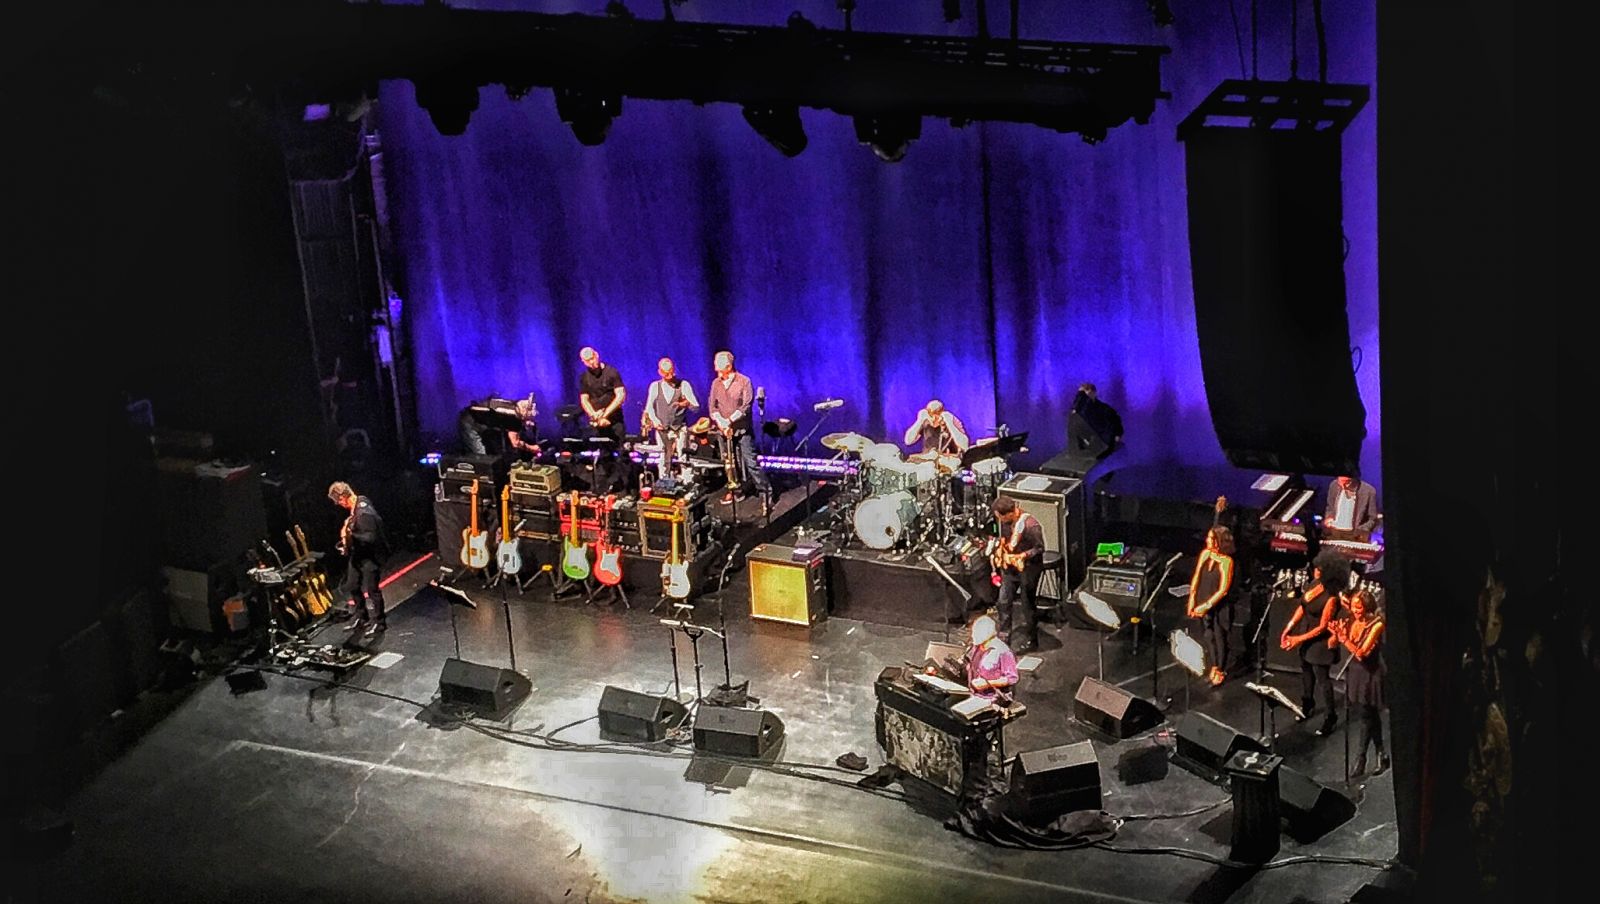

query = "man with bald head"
(708, 350), (771, 505)
(642, 356), (700, 476)
(902, 399), (970, 455)
(578, 346), (627, 447)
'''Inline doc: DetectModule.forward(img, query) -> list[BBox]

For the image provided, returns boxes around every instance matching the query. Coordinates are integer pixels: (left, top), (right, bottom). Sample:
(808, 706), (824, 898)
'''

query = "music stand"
(923, 552), (974, 640)
(1169, 628), (1207, 714)
(1245, 681), (1303, 752)
(1077, 591), (1122, 681)
(958, 431), (1029, 472)
(429, 579), (478, 662)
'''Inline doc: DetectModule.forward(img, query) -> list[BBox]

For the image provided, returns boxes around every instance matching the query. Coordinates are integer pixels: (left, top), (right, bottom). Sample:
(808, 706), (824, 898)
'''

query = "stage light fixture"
(853, 113), (922, 162)
(1077, 591), (1121, 631)
(742, 103), (808, 157)
(556, 87), (622, 146)
(413, 78), (480, 137)
(1170, 629), (1208, 677)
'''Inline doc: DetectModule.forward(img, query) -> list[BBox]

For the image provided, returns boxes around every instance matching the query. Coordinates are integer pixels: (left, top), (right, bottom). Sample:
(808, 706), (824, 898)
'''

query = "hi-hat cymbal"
(822, 431), (870, 452)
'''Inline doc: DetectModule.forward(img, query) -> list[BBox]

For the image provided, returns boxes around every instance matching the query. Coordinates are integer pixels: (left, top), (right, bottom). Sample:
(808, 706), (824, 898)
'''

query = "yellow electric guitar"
(561, 491), (591, 581)
(461, 480), (492, 569)
(287, 526), (332, 617)
(661, 515), (690, 599)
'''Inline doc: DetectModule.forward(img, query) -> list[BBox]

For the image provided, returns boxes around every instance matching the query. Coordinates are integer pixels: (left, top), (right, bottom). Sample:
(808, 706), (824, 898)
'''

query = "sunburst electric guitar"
(593, 494), (624, 586)
(561, 491), (592, 581)
(461, 480), (492, 570)
(661, 516), (691, 600)
(496, 484), (523, 578)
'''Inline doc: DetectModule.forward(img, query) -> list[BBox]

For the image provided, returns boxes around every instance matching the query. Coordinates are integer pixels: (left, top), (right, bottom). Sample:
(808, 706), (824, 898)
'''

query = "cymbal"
(821, 431), (870, 452)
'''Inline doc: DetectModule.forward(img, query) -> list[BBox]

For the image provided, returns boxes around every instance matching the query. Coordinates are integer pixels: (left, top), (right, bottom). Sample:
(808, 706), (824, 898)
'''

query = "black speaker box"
(438, 658), (531, 719)
(1182, 125), (1367, 475)
(1174, 711), (1268, 781)
(597, 686), (688, 742)
(1072, 676), (1164, 739)
(692, 705), (784, 758)
(1007, 741), (1102, 824)
(1278, 764), (1357, 841)
(434, 496), (494, 565)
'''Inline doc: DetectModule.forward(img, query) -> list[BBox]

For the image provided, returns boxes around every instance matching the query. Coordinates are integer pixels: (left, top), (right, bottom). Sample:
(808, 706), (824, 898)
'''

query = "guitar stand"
(586, 578), (631, 610)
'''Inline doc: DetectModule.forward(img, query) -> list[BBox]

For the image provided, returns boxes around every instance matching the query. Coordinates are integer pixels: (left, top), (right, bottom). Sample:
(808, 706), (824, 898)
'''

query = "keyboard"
(1270, 531), (1308, 554)
(1322, 538), (1384, 563)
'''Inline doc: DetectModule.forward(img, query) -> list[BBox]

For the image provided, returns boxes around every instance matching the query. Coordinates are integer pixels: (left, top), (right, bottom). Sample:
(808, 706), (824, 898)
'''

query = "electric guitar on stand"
(461, 480), (492, 570)
(496, 484), (523, 579)
(561, 490), (592, 581)
(285, 528), (331, 617)
(292, 525), (336, 617)
(593, 495), (624, 587)
(661, 515), (691, 600)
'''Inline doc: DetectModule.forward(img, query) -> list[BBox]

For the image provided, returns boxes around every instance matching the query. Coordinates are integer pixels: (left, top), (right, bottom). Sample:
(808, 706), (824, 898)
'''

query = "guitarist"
(328, 481), (388, 638)
(990, 496), (1043, 654)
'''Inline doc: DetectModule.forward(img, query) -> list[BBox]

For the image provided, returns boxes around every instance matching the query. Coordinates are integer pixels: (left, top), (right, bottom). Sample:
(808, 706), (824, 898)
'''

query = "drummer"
(902, 399), (970, 458)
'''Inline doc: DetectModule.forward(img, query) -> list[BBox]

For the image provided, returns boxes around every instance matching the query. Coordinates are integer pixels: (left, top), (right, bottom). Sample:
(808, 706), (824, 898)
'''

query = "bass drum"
(853, 490), (920, 550)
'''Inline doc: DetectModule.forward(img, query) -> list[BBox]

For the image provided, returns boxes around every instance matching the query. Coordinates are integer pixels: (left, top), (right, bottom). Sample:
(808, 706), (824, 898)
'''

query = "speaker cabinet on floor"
(438, 658), (531, 720)
(1007, 740), (1102, 824)
(692, 705), (784, 758)
(597, 686), (688, 742)
(1173, 710), (1267, 781)
(747, 544), (827, 625)
(1072, 676), (1163, 739)
(1278, 764), (1357, 842)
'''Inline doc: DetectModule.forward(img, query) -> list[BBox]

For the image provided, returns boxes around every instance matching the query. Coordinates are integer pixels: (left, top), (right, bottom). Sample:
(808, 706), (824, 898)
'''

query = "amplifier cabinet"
(998, 472), (1089, 592)
(509, 463), (563, 495)
(746, 544), (827, 625)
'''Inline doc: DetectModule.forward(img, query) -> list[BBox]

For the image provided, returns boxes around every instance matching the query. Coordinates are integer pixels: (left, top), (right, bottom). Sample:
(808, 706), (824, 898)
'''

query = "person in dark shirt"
(1187, 525), (1238, 686)
(1281, 551), (1350, 736)
(1071, 382), (1124, 456)
(328, 481), (388, 637)
(456, 396), (539, 458)
(707, 350), (771, 504)
(991, 495), (1044, 654)
(578, 346), (627, 447)
(1323, 472), (1382, 537)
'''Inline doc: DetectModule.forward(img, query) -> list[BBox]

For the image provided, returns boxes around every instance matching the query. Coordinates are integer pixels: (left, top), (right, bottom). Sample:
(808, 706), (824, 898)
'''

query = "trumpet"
(718, 430), (741, 490)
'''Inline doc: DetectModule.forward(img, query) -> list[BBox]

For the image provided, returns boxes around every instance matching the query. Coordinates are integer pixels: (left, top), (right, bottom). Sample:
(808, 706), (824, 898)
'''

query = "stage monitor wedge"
(438, 658), (531, 721)
(1071, 676), (1163, 739)
(693, 705), (784, 758)
(597, 686), (688, 742)
(1173, 710), (1267, 782)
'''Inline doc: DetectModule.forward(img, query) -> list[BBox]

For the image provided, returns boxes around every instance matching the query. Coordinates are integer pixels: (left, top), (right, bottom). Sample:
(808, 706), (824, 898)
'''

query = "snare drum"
(853, 491), (920, 550)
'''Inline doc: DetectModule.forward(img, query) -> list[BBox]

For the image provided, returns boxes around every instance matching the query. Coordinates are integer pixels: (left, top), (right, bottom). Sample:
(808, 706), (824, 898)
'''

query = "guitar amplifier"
(439, 453), (510, 503)
(998, 472), (1089, 592)
(1078, 547), (1167, 620)
(510, 463), (562, 495)
(747, 543), (828, 625)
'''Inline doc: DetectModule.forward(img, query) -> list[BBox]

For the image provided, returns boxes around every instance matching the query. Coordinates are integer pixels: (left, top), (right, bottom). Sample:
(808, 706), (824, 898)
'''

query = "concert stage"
(24, 540), (1398, 904)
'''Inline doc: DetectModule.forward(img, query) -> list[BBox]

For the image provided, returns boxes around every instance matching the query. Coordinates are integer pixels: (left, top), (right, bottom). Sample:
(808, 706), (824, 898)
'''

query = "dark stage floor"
(21, 500), (1398, 904)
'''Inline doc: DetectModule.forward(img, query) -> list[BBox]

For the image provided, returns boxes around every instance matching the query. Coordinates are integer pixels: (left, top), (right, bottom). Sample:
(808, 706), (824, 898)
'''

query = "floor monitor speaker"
(438, 658), (531, 720)
(1278, 764), (1357, 842)
(692, 705), (784, 758)
(1071, 676), (1163, 739)
(1007, 740), (1102, 824)
(1173, 710), (1267, 781)
(597, 685), (688, 742)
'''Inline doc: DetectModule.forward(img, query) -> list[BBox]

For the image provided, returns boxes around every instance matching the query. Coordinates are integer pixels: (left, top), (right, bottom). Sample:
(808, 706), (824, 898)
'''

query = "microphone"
(756, 386), (765, 402)
(1165, 552), (1183, 569)
(813, 398), (844, 411)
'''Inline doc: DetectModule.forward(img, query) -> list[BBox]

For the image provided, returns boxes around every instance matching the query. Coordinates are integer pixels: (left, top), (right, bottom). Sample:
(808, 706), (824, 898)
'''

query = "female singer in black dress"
(1281, 551), (1348, 736)
(1330, 588), (1389, 775)
(1187, 525), (1237, 686)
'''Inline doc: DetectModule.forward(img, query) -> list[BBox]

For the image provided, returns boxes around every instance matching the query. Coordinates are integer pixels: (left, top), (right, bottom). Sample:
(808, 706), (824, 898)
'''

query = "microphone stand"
(923, 552), (974, 642)
(1249, 572), (1291, 739)
(1135, 553), (1183, 700)
(794, 404), (837, 456)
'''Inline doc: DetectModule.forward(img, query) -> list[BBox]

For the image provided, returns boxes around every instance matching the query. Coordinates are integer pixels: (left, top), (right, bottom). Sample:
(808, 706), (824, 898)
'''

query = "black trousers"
(1200, 602), (1233, 675)
(343, 557), (385, 624)
(998, 564), (1042, 647)
(1300, 660), (1335, 720)
(1356, 703), (1385, 758)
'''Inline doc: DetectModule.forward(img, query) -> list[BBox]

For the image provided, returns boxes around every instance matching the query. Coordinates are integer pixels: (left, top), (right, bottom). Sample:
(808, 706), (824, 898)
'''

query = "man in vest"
(641, 356), (700, 478)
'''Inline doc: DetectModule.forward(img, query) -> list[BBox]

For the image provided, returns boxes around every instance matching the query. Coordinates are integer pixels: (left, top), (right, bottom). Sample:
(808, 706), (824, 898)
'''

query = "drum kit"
(819, 430), (1011, 554)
